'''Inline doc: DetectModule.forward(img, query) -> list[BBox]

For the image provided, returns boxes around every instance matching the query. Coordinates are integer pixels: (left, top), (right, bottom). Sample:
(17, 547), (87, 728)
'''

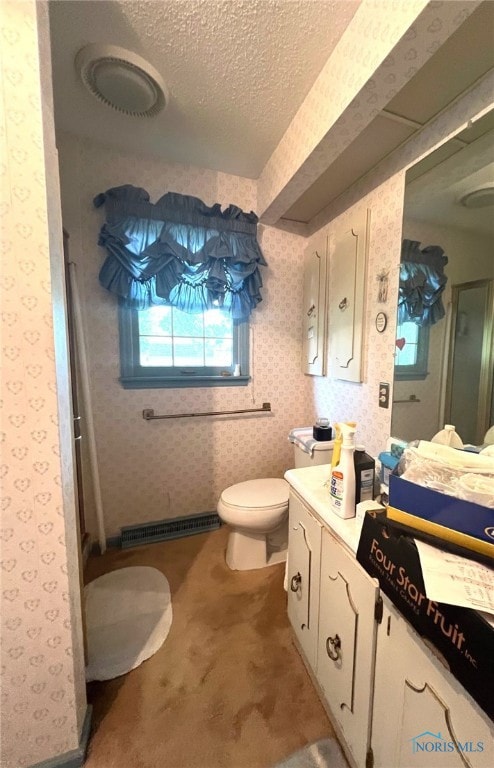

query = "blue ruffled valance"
(94, 185), (267, 319)
(398, 239), (448, 327)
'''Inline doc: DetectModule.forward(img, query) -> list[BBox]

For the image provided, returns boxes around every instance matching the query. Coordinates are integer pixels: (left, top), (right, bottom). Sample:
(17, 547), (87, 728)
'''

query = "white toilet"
(217, 428), (334, 570)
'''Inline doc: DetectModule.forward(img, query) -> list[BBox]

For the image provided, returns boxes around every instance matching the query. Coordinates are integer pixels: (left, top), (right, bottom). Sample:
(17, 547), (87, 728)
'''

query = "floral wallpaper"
(309, 179), (404, 460)
(57, 133), (313, 538)
(0, 2), (86, 767)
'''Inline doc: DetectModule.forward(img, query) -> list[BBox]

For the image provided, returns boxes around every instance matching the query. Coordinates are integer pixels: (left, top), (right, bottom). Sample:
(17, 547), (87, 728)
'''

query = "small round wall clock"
(375, 311), (387, 333)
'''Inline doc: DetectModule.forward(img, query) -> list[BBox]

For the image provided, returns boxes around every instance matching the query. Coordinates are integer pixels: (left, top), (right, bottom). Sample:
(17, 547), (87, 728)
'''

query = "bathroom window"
(119, 303), (249, 388)
(394, 321), (429, 380)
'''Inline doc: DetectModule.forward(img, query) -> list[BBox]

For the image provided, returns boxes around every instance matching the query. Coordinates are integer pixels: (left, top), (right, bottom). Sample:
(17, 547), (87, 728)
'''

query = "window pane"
(173, 337), (204, 366)
(396, 321), (419, 366)
(138, 306), (172, 336)
(204, 309), (233, 338)
(205, 337), (233, 366)
(397, 321), (419, 343)
(140, 336), (173, 366)
(396, 344), (417, 366)
(172, 308), (204, 337)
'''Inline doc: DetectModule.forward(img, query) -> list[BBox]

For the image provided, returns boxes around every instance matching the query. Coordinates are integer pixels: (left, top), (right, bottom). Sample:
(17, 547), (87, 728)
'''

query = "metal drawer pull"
(326, 634), (341, 661)
(290, 572), (302, 592)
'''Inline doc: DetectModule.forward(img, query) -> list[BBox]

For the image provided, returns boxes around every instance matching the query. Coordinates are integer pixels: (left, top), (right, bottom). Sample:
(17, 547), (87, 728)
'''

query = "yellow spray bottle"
(331, 421), (356, 470)
(330, 422), (357, 519)
(331, 424), (342, 470)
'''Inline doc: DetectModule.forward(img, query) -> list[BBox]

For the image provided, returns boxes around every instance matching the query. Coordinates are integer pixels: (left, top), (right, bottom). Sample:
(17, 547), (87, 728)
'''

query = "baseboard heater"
(120, 512), (221, 548)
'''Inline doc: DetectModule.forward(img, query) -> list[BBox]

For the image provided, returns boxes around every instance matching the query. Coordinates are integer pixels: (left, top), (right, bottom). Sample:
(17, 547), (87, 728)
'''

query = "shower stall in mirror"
(444, 278), (494, 445)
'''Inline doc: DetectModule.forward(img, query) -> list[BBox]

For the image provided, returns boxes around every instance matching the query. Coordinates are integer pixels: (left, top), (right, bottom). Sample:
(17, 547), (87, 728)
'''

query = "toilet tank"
(289, 428), (334, 469)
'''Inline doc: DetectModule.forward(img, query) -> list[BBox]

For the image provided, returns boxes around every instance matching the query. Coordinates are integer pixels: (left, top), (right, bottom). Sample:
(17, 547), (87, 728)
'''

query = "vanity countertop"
(286, 465), (494, 629)
(284, 465), (363, 555)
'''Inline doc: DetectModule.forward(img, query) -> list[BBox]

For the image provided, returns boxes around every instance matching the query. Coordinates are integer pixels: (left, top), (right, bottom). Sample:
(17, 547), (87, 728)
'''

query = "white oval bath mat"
(85, 566), (172, 682)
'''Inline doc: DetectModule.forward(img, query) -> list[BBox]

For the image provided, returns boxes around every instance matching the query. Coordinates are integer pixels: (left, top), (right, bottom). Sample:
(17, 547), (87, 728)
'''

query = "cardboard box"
(388, 474), (494, 561)
(356, 510), (494, 721)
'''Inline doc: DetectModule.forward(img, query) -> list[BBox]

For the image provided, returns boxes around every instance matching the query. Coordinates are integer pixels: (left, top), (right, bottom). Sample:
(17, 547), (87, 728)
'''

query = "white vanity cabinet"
(287, 492), (322, 670)
(285, 470), (493, 768)
(317, 528), (379, 768)
(372, 600), (493, 768)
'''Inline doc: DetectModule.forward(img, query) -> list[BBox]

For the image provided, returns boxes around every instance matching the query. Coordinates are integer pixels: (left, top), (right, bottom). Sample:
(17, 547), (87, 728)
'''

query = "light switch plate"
(379, 382), (390, 408)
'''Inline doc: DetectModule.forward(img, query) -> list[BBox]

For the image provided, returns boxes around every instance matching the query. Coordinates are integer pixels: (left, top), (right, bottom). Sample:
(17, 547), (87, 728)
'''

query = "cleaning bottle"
(431, 424), (464, 448)
(354, 445), (375, 504)
(330, 423), (356, 519)
(331, 423), (342, 470)
(331, 421), (356, 470)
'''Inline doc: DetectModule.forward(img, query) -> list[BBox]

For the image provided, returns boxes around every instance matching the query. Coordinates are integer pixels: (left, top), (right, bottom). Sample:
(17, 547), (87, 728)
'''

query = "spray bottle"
(330, 423), (356, 519)
(331, 424), (342, 471)
(330, 421), (356, 471)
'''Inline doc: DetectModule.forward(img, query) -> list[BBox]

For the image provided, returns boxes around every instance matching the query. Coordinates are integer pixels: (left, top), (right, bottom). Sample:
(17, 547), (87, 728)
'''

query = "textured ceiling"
(49, 0), (360, 178)
(405, 113), (494, 238)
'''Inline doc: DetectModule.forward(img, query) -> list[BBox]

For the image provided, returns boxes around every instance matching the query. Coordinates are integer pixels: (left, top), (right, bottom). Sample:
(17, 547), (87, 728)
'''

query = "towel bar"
(142, 402), (271, 420)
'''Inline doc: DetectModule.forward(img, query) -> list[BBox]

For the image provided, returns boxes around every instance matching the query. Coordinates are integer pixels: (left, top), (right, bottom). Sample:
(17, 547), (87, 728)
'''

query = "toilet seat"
(220, 478), (289, 512)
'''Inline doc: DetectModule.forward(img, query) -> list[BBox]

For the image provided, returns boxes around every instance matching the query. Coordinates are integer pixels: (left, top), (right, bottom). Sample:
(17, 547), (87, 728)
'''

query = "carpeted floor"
(84, 526), (336, 768)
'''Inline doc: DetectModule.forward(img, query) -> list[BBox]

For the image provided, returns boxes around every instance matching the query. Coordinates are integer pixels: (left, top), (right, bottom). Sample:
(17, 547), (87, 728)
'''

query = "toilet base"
(225, 527), (287, 571)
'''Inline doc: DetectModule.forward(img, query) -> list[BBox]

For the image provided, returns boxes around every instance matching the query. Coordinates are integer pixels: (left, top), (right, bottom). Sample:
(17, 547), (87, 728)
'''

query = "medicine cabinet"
(328, 209), (370, 383)
(302, 234), (328, 376)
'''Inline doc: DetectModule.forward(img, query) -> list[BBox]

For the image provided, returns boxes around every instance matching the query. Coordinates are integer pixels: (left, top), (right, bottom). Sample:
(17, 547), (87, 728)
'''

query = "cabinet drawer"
(287, 493), (322, 670)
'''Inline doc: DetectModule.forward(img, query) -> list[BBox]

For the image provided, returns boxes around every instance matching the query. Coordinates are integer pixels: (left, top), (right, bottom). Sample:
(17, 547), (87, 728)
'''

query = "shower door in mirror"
(445, 278), (494, 445)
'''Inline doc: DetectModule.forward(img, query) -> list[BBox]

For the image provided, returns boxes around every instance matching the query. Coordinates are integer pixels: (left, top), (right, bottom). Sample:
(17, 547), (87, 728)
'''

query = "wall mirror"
(391, 109), (494, 446)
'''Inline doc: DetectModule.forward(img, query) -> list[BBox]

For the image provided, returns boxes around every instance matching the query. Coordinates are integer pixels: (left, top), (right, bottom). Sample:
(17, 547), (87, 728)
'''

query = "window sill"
(120, 375), (250, 389)
(394, 370), (429, 381)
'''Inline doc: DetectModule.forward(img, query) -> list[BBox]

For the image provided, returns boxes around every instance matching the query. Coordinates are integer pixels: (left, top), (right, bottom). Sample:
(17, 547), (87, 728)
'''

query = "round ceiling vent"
(458, 183), (494, 209)
(75, 44), (168, 117)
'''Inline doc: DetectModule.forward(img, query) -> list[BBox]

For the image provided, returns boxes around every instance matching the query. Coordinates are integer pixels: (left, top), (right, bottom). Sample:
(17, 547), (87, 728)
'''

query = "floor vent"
(120, 513), (221, 549)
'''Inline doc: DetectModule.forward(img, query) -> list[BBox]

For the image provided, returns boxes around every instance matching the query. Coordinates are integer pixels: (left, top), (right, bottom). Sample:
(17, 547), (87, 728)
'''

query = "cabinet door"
(372, 601), (494, 768)
(328, 209), (369, 382)
(287, 493), (322, 670)
(302, 236), (327, 376)
(317, 528), (379, 768)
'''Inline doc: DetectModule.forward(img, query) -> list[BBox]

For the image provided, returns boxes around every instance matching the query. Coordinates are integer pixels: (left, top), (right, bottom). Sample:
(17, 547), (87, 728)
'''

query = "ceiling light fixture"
(75, 44), (168, 117)
(458, 182), (494, 209)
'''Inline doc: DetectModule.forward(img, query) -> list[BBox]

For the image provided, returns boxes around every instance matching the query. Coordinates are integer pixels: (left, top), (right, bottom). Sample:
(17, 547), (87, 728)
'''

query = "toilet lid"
(221, 478), (289, 509)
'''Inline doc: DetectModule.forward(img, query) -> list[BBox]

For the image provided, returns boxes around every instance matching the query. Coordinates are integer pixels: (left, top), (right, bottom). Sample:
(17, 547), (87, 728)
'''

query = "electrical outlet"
(379, 382), (390, 408)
